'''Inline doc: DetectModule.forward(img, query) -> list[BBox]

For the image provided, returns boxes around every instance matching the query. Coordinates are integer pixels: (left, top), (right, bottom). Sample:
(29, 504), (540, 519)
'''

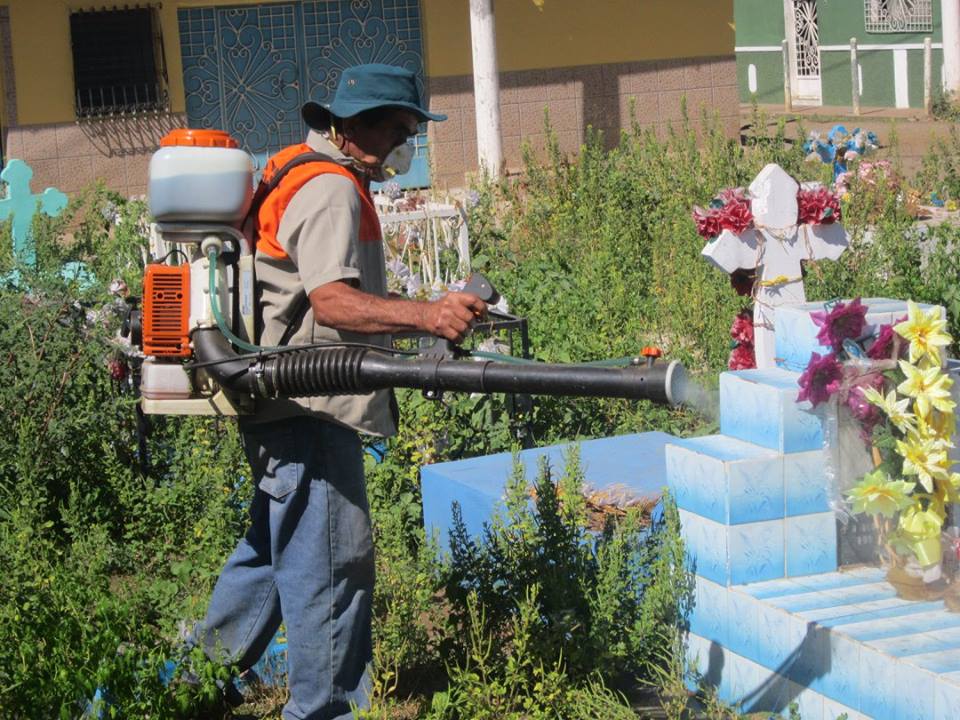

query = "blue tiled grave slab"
(665, 434), (782, 524)
(420, 431), (672, 552)
(785, 512), (838, 577)
(775, 298), (945, 373)
(719, 368), (834, 453)
(686, 568), (960, 719)
(679, 508), (786, 585)
(784, 449), (833, 516)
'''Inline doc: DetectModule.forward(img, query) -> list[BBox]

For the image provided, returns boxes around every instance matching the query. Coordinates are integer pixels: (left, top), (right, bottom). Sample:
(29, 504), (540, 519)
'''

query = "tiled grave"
(419, 297), (953, 719)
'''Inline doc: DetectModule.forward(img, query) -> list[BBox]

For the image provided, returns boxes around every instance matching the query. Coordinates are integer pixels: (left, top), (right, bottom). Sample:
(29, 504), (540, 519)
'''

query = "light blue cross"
(0, 158), (68, 267)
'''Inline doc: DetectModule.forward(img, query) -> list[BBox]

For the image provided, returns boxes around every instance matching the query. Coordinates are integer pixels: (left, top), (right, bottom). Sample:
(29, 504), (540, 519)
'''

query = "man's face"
(343, 109), (419, 167)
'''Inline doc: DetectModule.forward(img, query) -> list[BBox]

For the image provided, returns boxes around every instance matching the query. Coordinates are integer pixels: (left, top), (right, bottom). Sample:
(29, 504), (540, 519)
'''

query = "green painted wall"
(734, 0), (782, 45)
(736, 0), (943, 109)
(908, 48), (943, 107)
(737, 53), (784, 103)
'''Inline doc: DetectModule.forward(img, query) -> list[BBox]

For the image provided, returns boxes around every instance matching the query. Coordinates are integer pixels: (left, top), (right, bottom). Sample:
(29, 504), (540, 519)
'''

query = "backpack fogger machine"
(130, 129), (689, 415)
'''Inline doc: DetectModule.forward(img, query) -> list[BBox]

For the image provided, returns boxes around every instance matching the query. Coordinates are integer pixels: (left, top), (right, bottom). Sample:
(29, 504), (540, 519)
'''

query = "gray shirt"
(251, 131), (396, 437)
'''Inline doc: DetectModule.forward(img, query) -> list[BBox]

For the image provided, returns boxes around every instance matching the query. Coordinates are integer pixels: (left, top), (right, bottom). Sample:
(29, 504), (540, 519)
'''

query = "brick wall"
(427, 55), (739, 188)
(3, 114), (186, 197)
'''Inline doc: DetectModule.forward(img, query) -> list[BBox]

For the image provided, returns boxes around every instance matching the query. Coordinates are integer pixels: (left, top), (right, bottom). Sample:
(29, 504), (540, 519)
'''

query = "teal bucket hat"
(302, 63), (446, 129)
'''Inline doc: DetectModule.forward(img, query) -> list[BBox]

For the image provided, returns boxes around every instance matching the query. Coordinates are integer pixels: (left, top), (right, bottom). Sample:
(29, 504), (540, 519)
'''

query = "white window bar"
(865, 0), (933, 33)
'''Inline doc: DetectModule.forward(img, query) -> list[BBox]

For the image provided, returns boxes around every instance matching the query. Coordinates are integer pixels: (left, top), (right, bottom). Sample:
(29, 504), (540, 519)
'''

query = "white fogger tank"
(139, 128), (256, 415)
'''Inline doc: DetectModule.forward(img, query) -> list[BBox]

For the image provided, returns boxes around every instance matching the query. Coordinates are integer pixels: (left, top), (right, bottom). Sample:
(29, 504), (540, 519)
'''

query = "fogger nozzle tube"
(357, 352), (686, 405)
(192, 329), (687, 406)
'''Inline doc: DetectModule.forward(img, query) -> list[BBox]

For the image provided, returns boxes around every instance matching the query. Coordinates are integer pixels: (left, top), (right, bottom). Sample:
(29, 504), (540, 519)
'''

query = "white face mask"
(382, 141), (414, 177)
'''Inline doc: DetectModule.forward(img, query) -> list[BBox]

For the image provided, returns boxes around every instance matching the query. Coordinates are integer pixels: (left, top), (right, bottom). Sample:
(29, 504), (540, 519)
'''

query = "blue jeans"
(200, 416), (375, 720)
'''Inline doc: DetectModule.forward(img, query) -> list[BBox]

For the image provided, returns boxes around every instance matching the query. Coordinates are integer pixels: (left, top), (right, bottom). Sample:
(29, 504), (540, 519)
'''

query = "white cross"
(701, 164), (849, 369)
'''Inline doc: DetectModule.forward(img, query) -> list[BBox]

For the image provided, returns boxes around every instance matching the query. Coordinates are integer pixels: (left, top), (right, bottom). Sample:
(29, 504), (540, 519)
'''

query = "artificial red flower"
(728, 343), (756, 371)
(718, 199), (754, 235)
(810, 298), (867, 352)
(108, 358), (128, 382)
(797, 352), (843, 406)
(692, 206), (723, 240)
(797, 187), (843, 225)
(717, 187), (749, 205)
(730, 310), (755, 345)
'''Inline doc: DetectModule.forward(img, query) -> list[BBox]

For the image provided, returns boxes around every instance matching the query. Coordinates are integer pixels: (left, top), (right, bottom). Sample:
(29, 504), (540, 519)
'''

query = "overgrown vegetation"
(5, 101), (960, 718)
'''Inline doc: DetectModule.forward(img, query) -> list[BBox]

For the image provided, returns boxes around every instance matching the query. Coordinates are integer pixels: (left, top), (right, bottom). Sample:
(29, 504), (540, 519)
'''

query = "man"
(197, 64), (486, 719)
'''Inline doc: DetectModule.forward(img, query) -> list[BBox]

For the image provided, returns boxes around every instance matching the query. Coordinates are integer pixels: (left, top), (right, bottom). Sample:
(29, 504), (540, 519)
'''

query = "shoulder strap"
(255, 151), (336, 346)
(247, 151), (331, 226)
(277, 293), (311, 346)
(264, 151), (332, 193)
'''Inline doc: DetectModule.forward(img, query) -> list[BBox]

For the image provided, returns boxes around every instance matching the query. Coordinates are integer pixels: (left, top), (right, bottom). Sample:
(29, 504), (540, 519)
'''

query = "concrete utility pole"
(469, 0), (503, 178)
(850, 38), (861, 116)
(944, 0), (960, 95)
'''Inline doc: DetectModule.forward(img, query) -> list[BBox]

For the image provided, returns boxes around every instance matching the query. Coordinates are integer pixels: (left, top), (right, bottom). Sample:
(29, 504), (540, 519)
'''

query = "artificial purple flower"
(866, 323), (895, 360)
(810, 298), (867, 352)
(797, 352), (843, 406)
(846, 374), (884, 442)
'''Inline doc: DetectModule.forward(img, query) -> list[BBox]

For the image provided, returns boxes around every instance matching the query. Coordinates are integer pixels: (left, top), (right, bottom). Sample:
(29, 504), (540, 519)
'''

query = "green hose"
(207, 247), (278, 353)
(470, 350), (634, 367)
(469, 350), (537, 364)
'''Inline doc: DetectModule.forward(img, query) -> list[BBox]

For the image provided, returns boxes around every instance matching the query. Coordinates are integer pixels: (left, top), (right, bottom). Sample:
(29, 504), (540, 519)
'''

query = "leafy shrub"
(0, 189), (246, 716)
(442, 452), (691, 682)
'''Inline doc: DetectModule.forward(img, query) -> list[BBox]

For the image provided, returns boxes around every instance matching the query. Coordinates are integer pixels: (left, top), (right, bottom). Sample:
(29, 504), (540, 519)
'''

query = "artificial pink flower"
(730, 310), (755, 345)
(728, 343), (756, 371)
(797, 352), (843, 406)
(810, 298), (867, 352)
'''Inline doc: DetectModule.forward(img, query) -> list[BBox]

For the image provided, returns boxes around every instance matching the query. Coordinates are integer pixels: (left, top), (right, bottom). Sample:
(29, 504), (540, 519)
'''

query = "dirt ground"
(742, 103), (958, 179)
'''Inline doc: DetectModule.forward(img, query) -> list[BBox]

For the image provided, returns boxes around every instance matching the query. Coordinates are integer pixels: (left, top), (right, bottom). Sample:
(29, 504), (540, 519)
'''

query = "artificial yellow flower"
(897, 504), (946, 566)
(896, 434), (951, 492)
(897, 360), (955, 419)
(931, 409), (957, 440)
(894, 301), (951, 366)
(846, 470), (915, 518)
(947, 473), (960, 501)
(861, 386), (915, 433)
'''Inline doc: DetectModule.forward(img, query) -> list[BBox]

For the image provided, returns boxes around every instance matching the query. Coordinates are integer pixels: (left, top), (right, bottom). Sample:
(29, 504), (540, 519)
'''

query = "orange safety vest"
(253, 143), (383, 260)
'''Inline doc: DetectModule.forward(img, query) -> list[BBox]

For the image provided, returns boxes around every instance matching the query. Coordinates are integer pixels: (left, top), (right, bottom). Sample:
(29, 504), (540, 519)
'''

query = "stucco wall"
(1, 0), (736, 193)
(5, 0), (733, 126)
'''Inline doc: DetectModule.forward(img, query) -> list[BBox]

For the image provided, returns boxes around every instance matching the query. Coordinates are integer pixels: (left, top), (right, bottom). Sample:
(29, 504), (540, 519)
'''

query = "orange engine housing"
(143, 264), (191, 357)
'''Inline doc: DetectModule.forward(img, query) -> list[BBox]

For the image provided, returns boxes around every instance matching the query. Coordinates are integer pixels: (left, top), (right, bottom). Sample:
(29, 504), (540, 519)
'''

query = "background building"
(736, 0), (944, 109)
(1, 0), (736, 195)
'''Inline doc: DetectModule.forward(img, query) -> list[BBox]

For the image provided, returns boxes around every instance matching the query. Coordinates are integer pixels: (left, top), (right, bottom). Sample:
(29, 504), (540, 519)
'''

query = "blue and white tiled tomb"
(420, 298), (960, 720)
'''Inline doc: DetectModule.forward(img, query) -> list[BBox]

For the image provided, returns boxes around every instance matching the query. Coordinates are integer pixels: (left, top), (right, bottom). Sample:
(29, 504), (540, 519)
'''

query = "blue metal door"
(178, 0), (430, 187)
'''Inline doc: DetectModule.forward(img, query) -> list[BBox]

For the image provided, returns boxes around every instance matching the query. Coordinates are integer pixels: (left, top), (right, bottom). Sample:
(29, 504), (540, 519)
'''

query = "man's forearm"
(309, 281), (427, 335)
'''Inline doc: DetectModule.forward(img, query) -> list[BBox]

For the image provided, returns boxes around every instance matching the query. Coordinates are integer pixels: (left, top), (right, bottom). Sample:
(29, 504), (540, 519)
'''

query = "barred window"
(70, 7), (168, 118)
(864, 0), (933, 33)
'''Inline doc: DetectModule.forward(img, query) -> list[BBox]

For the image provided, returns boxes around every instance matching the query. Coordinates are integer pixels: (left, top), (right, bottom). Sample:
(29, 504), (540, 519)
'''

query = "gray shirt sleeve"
(276, 172), (362, 295)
